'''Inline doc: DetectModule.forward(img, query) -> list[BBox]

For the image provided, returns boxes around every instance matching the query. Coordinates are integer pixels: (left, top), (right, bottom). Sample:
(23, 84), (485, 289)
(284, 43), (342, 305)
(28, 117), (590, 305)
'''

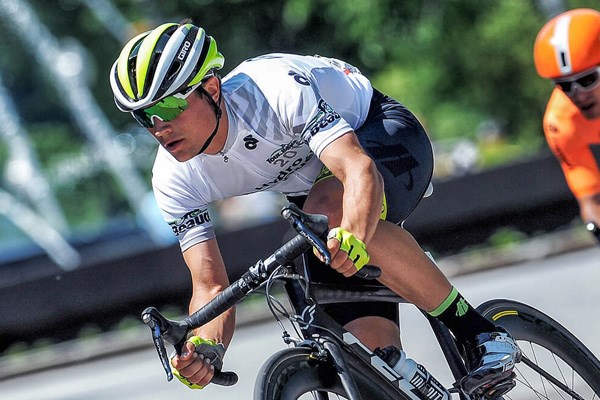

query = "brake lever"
(142, 307), (239, 386)
(282, 204), (382, 279)
(142, 309), (174, 381)
(282, 205), (331, 264)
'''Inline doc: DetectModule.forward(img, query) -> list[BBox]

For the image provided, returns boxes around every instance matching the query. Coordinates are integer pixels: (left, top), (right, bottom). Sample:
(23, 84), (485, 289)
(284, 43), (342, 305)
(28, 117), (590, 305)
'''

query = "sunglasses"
(553, 66), (600, 96)
(131, 84), (199, 128)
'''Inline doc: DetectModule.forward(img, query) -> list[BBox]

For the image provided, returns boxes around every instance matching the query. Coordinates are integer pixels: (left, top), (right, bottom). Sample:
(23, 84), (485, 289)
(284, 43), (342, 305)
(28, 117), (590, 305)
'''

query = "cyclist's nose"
(570, 88), (591, 103)
(152, 119), (172, 136)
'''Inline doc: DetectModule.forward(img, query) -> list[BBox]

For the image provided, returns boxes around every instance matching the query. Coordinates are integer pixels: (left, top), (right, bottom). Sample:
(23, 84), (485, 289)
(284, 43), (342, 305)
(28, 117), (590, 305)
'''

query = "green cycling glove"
(328, 227), (370, 270)
(171, 336), (226, 390)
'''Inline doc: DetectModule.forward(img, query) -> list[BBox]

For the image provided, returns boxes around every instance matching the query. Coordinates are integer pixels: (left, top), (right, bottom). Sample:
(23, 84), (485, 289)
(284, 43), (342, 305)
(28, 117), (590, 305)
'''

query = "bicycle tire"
(254, 346), (401, 400)
(477, 299), (600, 399)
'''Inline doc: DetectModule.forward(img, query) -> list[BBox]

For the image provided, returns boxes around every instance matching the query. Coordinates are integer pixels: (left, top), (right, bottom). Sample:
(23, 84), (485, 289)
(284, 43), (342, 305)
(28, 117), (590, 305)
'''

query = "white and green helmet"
(110, 22), (224, 112)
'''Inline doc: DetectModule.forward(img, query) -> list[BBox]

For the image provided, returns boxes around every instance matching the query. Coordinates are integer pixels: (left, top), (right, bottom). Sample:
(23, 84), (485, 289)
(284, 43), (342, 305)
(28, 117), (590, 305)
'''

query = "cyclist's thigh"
(356, 89), (434, 224)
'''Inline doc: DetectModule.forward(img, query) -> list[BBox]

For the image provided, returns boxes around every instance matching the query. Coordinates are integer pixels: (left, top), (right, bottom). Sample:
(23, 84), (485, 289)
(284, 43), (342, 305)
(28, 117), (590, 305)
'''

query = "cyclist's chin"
(164, 145), (195, 162)
(580, 105), (600, 120)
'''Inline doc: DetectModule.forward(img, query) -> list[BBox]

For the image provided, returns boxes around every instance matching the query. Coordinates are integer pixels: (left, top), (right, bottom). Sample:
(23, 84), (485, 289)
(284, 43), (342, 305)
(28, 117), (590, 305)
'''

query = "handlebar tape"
(184, 282), (246, 329)
(274, 234), (313, 265)
(212, 370), (239, 386)
(355, 265), (381, 279)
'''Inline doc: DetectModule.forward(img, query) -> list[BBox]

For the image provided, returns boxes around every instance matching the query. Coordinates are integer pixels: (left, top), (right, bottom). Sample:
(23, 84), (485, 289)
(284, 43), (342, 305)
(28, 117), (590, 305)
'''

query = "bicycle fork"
(321, 339), (363, 400)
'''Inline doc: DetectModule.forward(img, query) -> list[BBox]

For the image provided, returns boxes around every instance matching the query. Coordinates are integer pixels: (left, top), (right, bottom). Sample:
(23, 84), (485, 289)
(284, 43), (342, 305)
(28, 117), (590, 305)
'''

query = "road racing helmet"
(110, 22), (224, 112)
(534, 8), (600, 79)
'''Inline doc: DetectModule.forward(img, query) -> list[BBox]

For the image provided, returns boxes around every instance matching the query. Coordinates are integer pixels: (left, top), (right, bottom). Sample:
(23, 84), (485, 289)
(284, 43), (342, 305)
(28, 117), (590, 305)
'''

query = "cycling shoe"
(460, 328), (521, 398)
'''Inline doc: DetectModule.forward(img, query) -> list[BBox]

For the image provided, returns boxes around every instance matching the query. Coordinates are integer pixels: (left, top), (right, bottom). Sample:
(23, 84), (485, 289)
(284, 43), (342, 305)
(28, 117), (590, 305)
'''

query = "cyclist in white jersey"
(110, 20), (519, 397)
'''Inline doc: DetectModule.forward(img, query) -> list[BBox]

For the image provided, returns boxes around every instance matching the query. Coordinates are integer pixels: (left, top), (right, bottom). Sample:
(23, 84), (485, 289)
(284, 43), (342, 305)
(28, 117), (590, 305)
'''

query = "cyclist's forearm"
(183, 240), (236, 348)
(318, 132), (383, 244)
(341, 159), (384, 245)
(187, 279), (236, 348)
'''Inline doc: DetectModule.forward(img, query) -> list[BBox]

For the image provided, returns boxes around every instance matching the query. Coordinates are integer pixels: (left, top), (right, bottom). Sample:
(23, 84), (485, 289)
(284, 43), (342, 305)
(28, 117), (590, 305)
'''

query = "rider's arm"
(319, 131), (384, 269)
(542, 104), (600, 240)
(170, 238), (235, 388)
(183, 238), (236, 347)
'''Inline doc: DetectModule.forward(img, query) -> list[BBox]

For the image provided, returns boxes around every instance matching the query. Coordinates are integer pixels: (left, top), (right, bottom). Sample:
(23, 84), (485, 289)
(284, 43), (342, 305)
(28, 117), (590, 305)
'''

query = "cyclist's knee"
(344, 316), (401, 351)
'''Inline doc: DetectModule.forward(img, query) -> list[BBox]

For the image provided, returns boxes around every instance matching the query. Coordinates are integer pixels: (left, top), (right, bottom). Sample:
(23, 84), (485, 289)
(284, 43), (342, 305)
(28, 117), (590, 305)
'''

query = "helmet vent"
(127, 58), (138, 98)
(167, 63), (182, 82)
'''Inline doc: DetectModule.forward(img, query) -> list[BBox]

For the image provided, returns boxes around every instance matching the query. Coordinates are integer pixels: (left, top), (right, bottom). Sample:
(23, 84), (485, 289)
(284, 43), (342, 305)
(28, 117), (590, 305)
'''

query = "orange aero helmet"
(534, 8), (600, 79)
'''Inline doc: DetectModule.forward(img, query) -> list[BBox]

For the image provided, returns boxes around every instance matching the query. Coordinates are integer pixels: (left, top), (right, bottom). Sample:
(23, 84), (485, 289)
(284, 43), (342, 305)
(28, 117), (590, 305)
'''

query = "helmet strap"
(196, 78), (223, 155)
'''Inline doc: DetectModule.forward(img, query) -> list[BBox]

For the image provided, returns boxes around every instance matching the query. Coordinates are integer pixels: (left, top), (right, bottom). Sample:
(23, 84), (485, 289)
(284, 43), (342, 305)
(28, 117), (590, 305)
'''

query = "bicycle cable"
(264, 265), (306, 341)
(264, 265), (356, 347)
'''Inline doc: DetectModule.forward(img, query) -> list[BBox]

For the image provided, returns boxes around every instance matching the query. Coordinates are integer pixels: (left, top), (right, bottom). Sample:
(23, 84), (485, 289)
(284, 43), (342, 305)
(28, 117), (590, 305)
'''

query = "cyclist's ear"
(201, 76), (221, 101)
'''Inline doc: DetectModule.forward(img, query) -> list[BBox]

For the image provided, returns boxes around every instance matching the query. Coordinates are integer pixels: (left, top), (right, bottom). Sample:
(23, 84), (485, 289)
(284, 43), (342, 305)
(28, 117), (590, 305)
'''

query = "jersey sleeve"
(299, 95), (354, 157)
(543, 102), (600, 199)
(279, 71), (355, 158)
(152, 150), (216, 251)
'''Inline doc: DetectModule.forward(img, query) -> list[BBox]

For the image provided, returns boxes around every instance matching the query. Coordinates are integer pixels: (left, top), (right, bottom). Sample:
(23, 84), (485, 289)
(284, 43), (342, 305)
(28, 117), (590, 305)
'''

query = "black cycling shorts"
(357, 88), (433, 224)
(287, 88), (434, 327)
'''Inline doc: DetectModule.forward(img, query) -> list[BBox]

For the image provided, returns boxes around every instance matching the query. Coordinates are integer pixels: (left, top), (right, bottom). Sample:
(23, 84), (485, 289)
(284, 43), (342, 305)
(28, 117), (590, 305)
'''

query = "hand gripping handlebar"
(141, 307), (239, 386)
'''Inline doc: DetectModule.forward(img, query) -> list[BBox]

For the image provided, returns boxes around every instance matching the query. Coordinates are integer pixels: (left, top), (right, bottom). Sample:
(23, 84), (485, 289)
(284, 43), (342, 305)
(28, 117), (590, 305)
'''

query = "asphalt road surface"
(1, 247), (598, 399)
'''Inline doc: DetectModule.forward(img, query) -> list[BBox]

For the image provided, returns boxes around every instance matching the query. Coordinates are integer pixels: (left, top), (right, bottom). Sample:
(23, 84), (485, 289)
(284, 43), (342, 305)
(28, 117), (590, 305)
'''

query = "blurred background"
(0, 0), (597, 355)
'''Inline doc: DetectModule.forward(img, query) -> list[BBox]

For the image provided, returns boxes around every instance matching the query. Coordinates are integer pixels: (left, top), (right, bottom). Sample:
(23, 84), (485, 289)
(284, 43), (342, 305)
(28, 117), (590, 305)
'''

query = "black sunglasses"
(553, 67), (600, 96)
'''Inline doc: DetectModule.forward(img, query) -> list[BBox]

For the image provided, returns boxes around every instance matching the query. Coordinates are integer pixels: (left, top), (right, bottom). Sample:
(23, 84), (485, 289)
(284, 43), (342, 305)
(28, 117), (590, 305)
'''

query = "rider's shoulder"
(543, 89), (594, 140)
(545, 89), (579, 117)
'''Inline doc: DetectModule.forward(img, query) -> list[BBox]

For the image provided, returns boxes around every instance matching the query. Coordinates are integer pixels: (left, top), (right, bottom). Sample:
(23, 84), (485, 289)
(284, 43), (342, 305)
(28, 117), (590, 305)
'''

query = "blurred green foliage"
(0, 0), (597, 237)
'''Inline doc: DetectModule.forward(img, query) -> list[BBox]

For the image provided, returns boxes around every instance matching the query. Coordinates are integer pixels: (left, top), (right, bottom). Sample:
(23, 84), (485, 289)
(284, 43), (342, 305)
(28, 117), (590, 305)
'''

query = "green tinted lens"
(131, 109), (153, 128)
(143, 96), (189, 124)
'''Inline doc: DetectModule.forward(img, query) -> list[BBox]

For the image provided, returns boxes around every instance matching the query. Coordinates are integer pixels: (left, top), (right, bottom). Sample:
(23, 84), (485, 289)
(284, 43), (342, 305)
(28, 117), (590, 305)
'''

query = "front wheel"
(477, 299), (600, 399)
(254, 346), (399, 400)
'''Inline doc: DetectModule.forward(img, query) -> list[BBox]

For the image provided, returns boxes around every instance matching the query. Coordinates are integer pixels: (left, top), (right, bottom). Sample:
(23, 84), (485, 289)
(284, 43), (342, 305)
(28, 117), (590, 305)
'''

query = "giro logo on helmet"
(178, 41), (192, 61)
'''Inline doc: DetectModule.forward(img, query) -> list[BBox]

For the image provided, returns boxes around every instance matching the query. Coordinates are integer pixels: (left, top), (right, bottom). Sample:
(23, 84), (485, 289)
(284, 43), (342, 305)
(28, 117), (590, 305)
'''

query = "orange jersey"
(543, 88), (600, 198)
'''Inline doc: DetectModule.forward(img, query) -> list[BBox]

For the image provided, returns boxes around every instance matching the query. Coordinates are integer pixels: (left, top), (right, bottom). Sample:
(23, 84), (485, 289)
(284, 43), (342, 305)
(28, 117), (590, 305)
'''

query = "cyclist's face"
(561, 75), (600, 120)
(568, 85), (600, 120)
(148, 84), (224, 162)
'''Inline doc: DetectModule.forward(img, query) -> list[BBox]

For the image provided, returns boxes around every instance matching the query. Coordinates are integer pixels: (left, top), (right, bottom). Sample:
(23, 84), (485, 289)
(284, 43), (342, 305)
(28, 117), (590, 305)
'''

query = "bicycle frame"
(311, 280), (469, 379)
(281, 269), (468, 400)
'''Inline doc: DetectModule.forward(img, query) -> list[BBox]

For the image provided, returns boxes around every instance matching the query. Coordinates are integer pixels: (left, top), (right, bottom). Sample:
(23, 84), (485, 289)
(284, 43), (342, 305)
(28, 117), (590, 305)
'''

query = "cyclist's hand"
(170, 336), (225, 389)
(325, 227), (370, 277)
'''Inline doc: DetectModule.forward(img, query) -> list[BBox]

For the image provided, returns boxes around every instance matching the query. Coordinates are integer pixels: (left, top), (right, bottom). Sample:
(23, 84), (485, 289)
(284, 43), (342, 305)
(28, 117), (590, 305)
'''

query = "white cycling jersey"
(152, 53), (373, 251)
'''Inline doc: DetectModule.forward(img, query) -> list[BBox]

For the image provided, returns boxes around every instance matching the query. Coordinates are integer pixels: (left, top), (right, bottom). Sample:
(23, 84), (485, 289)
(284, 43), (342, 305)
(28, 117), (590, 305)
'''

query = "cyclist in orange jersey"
(534, 8), (600, 242)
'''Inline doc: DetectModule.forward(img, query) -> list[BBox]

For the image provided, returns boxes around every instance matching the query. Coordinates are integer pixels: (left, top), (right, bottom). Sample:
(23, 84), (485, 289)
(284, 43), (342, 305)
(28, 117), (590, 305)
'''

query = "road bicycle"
(142, 203), (600, 399)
